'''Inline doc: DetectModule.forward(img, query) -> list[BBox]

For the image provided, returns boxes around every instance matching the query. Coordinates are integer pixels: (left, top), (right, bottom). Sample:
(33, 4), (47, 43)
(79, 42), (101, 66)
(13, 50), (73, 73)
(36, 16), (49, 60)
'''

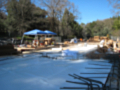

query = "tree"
(0, 12), (6, 34)
(38, 0), (81, 36)
(0, 0), (2, 12)
(0, 0), (4, 12)
(108, 0), (120, 36)
(99, 26), (110, 36)
(5, 0), (48, 37)
(113, 18), (120, 30)
(5, 0), (32, 36)
(112, 16), (120, 36)
(38, 0), (68, 32)
(71, 21), (83, 38)
(29, 4), (48, 30)
(61, 8), (70, 37)
(81, 23), (87, 38)
(108, 0), (120, 16)
(61, 8), (82, 39)
(86, 21), (96, 37)
(85, 19), (114, 37)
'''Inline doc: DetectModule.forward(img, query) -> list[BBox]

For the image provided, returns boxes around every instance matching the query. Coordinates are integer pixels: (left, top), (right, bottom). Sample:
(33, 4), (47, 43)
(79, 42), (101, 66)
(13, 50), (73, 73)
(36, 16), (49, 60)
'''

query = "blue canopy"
(24, 29), (46, 35)
(44, 30), (57, 35)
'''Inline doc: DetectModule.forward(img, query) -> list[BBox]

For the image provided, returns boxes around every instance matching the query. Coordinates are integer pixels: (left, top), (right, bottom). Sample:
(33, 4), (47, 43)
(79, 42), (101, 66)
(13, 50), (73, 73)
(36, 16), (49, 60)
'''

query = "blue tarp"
(24, 29), (46, 35)
(24, 29), (57, 35)
(44, 30), (57, 35)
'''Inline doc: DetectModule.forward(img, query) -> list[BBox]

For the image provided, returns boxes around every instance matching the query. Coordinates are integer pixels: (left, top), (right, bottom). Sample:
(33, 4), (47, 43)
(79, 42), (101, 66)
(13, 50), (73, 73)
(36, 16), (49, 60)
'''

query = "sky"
(69, 0), (113, 24)
(34, 0), (114, 24)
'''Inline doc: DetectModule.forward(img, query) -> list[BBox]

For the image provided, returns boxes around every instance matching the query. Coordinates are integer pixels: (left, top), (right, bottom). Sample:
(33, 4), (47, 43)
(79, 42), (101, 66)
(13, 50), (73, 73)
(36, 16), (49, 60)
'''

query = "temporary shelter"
(21, 29), (46, 44)
(44, 30), (57, 35)
(24, 29), (46, 35)
(21, 29), (57, 44)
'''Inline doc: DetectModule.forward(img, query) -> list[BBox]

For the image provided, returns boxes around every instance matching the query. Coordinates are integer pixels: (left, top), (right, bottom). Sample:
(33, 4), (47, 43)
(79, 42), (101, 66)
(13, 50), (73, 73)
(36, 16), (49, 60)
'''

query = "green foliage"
(85, 21), (96, 37)
(106, 34), (110, 39)
(113, 18), (120, 30)
(0, 0), (119, 40)
(0, 11), (7, 37)
(5, 0), (32, 36)
(111, 30), (120, 36)
(0, 19), (5, 31)
(29, 5), (48, 30)
(5, 0), (49, 37)
(16, 35), (34, 39)
(16, 36), (22, 39)
(61, 8), (82, 38)
(99, 27), (110, 36)
(85, 18), (114, 37)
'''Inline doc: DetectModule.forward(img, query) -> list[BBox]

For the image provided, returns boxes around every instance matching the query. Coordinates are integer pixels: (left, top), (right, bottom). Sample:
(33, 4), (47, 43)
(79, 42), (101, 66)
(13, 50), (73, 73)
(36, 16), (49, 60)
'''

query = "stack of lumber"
(100, 36), (108, 40)
(64, 41), (70, 45)
(94, 36), (100, 41)
(88, 36), (100, 42)
(88, 37), (94, 42)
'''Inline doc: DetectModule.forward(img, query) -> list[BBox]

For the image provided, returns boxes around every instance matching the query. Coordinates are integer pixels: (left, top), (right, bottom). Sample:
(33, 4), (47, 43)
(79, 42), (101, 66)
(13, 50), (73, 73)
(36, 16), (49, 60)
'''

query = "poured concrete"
(0, 45), (112, 90)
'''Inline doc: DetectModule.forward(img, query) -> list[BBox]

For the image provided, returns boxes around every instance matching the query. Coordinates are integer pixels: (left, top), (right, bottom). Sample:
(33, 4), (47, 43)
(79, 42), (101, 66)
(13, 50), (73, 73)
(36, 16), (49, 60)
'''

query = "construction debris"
(86, 36), (120, 59)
